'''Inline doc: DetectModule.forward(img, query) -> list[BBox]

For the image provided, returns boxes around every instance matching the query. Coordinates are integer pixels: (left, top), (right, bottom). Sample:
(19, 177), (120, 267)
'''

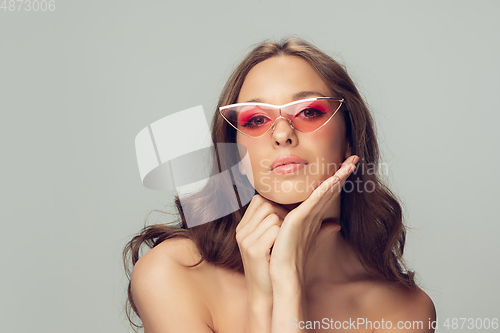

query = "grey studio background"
(1, 1), (499, 332)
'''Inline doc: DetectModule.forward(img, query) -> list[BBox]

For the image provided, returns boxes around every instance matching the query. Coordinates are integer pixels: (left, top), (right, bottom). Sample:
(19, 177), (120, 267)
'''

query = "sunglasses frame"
(219, 97), (345, 138)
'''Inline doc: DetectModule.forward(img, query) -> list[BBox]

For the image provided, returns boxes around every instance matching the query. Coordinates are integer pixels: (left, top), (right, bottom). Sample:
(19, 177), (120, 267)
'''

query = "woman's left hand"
(268, 154), (360, 284)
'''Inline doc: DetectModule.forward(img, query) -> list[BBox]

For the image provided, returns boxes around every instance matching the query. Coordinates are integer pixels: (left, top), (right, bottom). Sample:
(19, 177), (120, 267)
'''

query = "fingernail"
(331, 176), (341, 186)
(348, 165), (356, 173)
(352, 156), (360, 164)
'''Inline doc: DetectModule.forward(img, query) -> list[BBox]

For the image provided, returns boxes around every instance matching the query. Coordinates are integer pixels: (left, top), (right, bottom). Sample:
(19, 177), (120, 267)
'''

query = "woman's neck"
(277, 198), (368, 288)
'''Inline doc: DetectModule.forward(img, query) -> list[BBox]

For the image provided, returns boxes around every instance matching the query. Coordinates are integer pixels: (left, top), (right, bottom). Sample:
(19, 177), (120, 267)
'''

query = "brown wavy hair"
(122, 37), (415, 331)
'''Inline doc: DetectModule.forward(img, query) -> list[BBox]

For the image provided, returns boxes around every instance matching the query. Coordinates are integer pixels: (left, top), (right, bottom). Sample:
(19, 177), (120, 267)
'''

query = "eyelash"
(242, 115), (271, 128)
(296, 108), (324, 119)
(241, 108), (324, 128)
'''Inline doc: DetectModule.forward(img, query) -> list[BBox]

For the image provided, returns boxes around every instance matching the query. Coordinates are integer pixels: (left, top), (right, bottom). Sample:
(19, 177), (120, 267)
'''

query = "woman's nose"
(271, 116), (297, 146)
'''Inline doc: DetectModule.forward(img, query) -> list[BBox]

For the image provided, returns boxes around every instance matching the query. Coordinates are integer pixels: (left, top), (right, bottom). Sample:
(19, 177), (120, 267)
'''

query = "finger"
(239, 214), (282, 251)
(341, 155), (360, 170)
(301, 155), (360, 214)
(236, 194), (266, 233)
(267, 202), (289, 220)
(237, 201), (285, 239)
(251, 213), (282, 242)
(335, 155), (359, 184)
(255, 194), (289, 220)
(237, 193), (289, 233)
(318, 155), (358, 207)
(319, 155), (360, 210)
(242, 225), (280, 262)
(323, 156), (361, 209)
(254, 224), (280, 256)
(330, 154), (360, 192)
(236, 195), (289, 234)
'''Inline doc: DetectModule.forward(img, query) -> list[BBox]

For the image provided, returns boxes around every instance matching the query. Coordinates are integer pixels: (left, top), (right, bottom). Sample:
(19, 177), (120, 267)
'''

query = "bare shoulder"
(143, 236), (203, 266)
(131, 237), (214, 332)
(361, 280), (436, 332)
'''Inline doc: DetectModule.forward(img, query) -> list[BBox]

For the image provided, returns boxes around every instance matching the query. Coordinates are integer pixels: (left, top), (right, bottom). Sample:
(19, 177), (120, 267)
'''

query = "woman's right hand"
(236, 194), (289, 298)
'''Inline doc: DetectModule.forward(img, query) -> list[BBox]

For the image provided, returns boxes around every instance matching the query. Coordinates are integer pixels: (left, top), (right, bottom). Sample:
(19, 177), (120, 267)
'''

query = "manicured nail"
(331, 176), (341, 186)
(352, 156), (360, 164)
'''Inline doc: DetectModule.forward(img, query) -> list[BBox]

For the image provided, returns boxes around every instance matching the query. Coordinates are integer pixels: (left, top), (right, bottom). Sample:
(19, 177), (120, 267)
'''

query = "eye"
(241, 114), (271, 128)
(296, 107), (325, 119)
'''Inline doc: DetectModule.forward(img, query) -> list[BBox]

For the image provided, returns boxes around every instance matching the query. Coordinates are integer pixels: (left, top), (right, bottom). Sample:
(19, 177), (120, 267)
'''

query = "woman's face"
(236, 55), (351, 205)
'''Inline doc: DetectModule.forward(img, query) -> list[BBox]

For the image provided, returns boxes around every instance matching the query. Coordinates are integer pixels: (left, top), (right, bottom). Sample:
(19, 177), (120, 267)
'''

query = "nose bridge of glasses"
(271, 109), (295, 133)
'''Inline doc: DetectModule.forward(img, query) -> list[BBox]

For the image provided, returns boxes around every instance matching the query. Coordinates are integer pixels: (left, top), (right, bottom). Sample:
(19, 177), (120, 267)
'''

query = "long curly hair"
(122, 37), (415, 332)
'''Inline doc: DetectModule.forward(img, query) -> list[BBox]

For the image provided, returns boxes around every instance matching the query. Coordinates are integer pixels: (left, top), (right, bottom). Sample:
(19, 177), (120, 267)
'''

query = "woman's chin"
(254, 177), (324, 205)
(256, 190), (310, 206)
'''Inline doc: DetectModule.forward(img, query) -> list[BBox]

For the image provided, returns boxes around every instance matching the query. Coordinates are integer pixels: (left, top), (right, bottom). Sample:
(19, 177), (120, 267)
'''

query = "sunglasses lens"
(220, 99), (342, 137)
(221, 105), (277, 137)
(283, 99), (342, 132)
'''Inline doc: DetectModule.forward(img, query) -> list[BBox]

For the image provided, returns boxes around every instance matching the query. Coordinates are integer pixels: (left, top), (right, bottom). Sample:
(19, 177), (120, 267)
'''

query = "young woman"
(123, 37), (436, 333)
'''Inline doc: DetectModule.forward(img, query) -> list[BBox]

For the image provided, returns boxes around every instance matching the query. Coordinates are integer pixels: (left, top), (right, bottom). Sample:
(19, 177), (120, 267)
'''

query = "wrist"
(271, 266), (305, 290)
(247, 292), (273, 333)
(247, 289), (273, 305)
(271, 286), (308, 332)
(272, 276), (305, 299)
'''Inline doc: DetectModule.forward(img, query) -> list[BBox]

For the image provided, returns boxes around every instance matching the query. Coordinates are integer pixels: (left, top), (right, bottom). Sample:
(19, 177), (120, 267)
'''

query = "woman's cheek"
(238, 151), (255, 187)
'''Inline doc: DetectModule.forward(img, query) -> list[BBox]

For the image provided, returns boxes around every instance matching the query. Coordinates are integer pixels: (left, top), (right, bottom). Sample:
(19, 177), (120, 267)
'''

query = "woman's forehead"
(237, 56), (332, 104)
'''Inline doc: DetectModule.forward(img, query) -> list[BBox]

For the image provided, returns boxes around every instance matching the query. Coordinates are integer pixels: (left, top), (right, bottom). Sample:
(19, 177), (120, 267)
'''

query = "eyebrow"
(244, 91), (327, 103)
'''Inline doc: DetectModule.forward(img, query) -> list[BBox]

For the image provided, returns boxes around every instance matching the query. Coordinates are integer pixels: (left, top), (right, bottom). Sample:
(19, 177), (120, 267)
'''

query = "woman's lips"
(272, 163), (306, 175)
(270, 154), (308, 175)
